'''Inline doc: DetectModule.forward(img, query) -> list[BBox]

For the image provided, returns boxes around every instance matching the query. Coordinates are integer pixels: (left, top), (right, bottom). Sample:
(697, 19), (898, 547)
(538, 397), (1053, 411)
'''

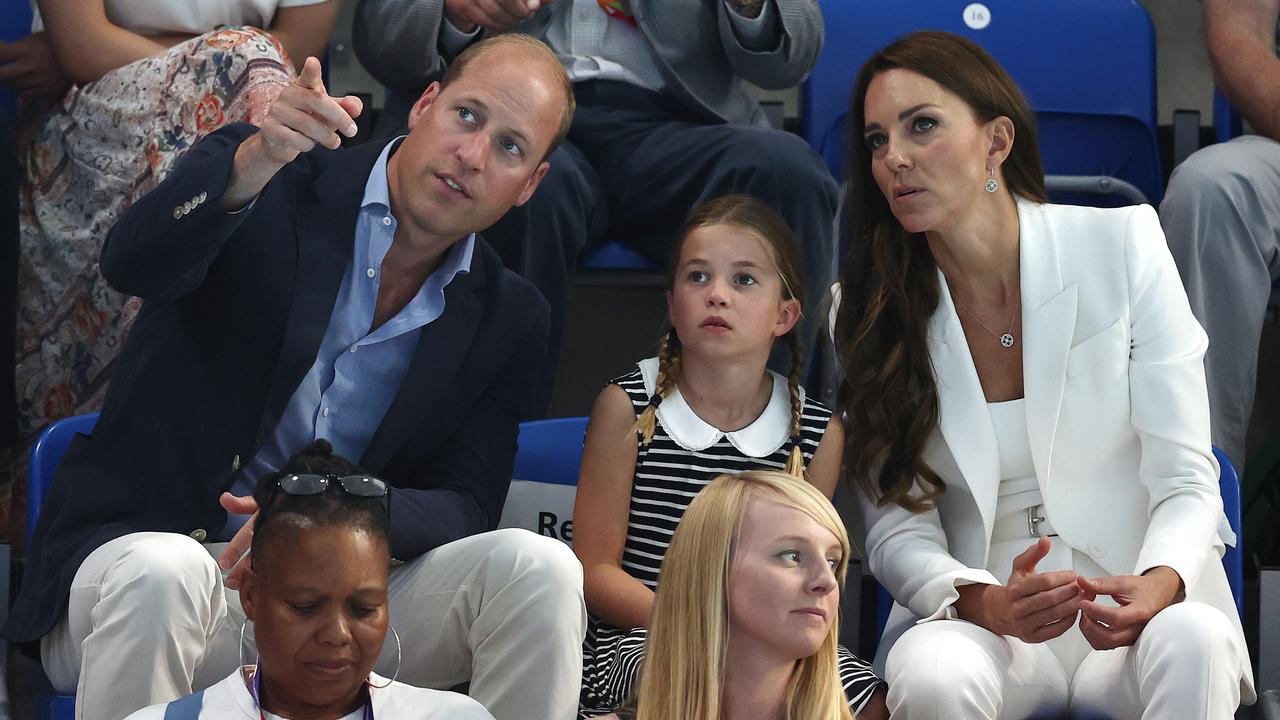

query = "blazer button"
(1088, 543), (1106, 558)
(190, 528), (208, 543)
(173, 207), (182, 219)
(198, 191), (208, 203)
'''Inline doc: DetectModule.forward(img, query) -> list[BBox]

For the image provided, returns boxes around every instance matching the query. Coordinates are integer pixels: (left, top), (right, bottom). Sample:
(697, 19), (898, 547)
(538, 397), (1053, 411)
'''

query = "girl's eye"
(912, 116), (937, 133)
(864, 132), (886, 150)
(457, 107), (476, 124)
(778, 550), (801, 563)
(688, 270), (709, 283)
(735, 273), (757, 286)
(827, 557), (841, 570)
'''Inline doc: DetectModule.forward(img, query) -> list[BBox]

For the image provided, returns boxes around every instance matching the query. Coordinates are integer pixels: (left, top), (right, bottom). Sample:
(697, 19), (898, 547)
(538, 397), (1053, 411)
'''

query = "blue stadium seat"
(27, 412), (99, 546)
(0, 0), (33, 116)
(580, 240), (662, 271)
(1215, 447), (1245, 619)
(27, 412), (98, 720)
(511, 416), (589, 486)
(501, 417), (589, 543)
(1213, 89), (1243, 145)
(805, 0), (1161, 206)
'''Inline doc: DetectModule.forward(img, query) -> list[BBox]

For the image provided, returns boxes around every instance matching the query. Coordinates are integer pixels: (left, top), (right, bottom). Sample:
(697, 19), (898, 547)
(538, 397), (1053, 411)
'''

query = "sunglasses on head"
(269, 473), (390, 510)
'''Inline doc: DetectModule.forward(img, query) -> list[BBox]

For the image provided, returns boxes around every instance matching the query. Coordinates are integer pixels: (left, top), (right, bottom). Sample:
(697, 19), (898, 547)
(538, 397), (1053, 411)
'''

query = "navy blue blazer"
(4, 124), (550, 643)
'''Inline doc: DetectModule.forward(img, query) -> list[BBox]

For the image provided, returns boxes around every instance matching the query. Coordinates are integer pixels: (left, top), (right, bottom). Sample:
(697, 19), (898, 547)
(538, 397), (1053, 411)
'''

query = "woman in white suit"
(833, 31), (1254, 719)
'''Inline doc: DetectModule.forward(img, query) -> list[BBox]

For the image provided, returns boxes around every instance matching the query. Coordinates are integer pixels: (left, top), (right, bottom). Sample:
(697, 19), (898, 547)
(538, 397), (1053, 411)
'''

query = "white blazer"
(858, 200), (1252, 698)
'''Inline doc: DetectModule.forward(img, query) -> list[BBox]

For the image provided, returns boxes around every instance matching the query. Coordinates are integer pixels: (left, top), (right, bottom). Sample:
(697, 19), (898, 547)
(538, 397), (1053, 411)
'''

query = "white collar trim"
(637, 357), (801, 457)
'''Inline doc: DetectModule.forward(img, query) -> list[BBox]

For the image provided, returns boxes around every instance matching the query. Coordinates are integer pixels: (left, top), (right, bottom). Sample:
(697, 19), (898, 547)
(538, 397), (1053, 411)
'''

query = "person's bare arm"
(573, 385), (655, 630)
(805, 416), (844, 499)
(36, 0), (176, 84)
(267, 2), (341, 74)
(1206, 0), (1280, 140)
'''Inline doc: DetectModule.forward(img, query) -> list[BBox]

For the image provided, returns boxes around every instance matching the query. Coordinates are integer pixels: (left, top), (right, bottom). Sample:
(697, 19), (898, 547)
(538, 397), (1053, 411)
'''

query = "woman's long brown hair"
(836, 31), (1047, 512)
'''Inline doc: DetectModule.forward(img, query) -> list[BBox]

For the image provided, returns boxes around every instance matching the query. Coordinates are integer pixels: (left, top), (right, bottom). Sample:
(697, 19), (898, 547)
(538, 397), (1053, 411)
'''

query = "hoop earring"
(367, 626), (402, 689)
(239, 619), (259, 670)
(985, 167), (999, 193)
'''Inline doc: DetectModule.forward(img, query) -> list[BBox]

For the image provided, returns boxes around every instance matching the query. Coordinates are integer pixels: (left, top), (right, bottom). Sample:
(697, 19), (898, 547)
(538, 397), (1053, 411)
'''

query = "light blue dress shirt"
(220, 138), (476, 538)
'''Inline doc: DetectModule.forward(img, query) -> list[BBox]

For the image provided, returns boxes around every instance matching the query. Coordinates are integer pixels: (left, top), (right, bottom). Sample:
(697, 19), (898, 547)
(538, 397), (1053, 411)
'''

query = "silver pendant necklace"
(952, 293), (1019, 349)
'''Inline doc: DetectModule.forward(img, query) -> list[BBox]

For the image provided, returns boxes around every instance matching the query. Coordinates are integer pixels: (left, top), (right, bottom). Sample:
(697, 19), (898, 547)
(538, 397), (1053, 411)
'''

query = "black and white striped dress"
(578, 359), (884, 718)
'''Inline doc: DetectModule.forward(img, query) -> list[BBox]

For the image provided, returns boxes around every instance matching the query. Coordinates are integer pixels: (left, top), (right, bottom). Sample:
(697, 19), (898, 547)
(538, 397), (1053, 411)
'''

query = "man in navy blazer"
(4, 35), (586, 720)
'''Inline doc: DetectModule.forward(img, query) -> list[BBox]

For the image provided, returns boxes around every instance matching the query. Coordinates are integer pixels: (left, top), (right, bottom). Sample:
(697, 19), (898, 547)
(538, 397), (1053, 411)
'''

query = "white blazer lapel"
(931, 272), (1001, 541)
(1017, 199), (1078, 494)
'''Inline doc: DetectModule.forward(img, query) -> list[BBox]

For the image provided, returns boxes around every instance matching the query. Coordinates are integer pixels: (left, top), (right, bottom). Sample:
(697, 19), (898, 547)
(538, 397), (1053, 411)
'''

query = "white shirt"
(31, 0), (327, 36)
(124, 668), (495, 720)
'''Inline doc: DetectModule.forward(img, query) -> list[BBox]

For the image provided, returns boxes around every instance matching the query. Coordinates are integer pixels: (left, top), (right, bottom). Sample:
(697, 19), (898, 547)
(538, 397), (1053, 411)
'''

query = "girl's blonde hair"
(632, 195), (809, 477)
(633, 470), (854, 720)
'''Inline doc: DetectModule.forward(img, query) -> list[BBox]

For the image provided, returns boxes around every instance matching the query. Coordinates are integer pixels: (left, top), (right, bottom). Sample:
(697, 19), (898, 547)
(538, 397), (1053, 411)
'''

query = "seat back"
(0, 0), (33, 116)
(27, 412), (99, 546)
(26, 413), (97, 720)
(1214, 447), (1244, 619)
(805, 0), (1161, 205)
(1213, 90), (1243, 145)
(498, 417), (589, 546)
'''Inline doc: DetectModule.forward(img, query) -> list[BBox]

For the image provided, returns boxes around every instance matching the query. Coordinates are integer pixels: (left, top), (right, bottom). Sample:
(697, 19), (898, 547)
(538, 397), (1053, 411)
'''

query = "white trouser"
(884, 602), (1246, 720)
(41, 529), (586, 720)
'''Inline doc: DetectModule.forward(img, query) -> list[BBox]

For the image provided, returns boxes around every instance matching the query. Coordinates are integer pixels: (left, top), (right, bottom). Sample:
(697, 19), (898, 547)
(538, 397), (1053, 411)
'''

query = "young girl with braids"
(572, 195), (887, 719)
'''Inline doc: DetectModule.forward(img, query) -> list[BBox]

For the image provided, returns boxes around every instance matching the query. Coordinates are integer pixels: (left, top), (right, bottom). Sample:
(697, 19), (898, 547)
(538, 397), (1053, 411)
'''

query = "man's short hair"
(440, 34), (575, 161)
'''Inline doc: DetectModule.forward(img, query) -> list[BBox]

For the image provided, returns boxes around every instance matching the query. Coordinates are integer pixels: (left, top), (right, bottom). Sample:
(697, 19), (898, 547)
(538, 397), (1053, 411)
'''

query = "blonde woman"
(600, 470), (875, 720)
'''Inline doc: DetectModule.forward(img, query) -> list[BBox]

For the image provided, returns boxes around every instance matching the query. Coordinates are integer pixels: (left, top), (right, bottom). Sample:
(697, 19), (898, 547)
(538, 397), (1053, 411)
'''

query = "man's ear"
(406, 82), (442, 131)
(514, 160), (551, 207)
(773, 297), (801, 337)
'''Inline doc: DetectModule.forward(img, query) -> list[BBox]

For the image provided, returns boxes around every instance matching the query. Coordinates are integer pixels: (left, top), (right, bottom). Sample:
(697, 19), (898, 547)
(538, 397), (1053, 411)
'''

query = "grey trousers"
(1160, 135), (1280, 469)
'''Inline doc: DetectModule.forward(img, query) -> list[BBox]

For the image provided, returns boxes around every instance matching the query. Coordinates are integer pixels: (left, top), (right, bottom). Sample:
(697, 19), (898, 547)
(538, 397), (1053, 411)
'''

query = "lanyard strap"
(249, 667), (375, 720)
(596, 0), (639, 27)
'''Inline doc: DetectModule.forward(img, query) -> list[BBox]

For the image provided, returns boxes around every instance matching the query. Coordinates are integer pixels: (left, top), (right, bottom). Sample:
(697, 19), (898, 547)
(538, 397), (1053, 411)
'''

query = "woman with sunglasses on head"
(125, 440), (494, 720)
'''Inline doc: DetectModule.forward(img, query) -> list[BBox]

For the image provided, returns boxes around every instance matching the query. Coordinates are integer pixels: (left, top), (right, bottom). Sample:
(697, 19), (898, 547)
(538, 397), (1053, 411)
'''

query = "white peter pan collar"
(637, 357), (803, 458)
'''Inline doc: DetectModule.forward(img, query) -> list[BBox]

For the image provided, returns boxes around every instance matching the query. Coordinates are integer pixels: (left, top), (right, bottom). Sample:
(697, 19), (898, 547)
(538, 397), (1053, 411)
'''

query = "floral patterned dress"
(8, 26), (294, 536)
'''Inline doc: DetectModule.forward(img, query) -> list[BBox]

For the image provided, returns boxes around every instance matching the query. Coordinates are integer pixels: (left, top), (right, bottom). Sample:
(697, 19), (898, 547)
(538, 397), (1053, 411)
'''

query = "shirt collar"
(361, 137), (400, 213)
(362, 136), (476, 284)
(637, 356), (799, 457)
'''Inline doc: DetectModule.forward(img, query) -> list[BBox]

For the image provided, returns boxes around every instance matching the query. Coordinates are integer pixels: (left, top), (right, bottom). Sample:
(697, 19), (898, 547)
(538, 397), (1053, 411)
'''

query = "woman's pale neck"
(679, 352), (773, 432)
(720, 647), (795, 720)
(926, 192), (1021, 305)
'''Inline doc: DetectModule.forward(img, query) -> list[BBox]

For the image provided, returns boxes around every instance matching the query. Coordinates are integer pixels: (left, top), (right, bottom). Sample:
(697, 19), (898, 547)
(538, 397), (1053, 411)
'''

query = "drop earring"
(985, 167), (998, 193)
